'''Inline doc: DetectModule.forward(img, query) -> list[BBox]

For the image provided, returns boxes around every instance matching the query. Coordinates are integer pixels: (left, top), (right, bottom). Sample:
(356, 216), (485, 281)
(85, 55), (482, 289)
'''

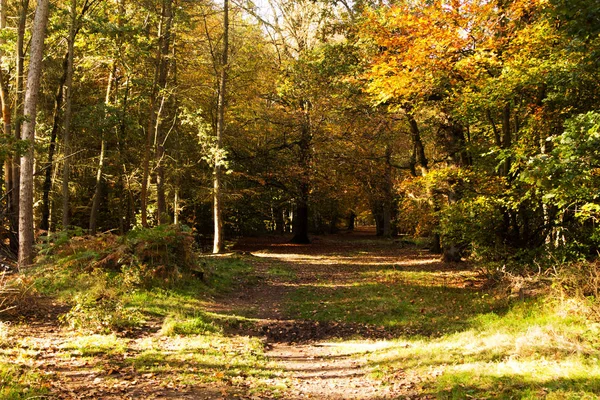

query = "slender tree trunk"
(291, 102), (311, 245)
(173, 186), (179, 225)
(155, 0), (173, 225)
(407, 111), (428, 176)
(10, 0), (29, 251)
(141, 0), (173, 227)
(117, 77), (130, 233)
(501, 103), (511, 176)
(141, 55), (159, 227)
(347, 210), (356, 231)
(61, 0), (77, 230)
(213, 0), (229, 253)
(18, 0), (50, 267)
(40, 53), (69, 231)
(89, 66), (114, 234)
(0, 0), (14, 247)
(141, 107), (154, 227)
(382, 145), (393, 238)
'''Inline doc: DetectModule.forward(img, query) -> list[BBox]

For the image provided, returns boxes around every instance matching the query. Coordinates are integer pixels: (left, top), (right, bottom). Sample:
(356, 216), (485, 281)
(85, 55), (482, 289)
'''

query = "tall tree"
(18, 0), (50, 267)
(7, 0), (30, 251)
(89, 65), (115, 234)
(213, 0), (229, 253)
(61, 0), (78, 229)
(141, 0), (174, 227)
(0, 0), (13, 247)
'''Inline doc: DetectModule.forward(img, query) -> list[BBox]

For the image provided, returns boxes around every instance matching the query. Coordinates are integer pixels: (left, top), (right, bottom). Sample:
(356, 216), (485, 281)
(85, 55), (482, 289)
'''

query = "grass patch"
(160, 313), (222, 336)
(0, 362), (49, 399)
(126, 334), (284, 395)
(266, 265), (297, 280)
(29, 239), (258, 334)
(367, 297), (600, 399)
(61, 334), (127, 356)
(202, 255), (256, 293)
(286, 269), (505, 336)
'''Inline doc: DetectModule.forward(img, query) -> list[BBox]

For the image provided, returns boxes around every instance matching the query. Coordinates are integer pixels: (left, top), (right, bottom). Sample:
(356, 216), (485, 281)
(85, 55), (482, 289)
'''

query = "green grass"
(61, 334), (127, 356)
(0, 362), (49, 399)
(2, 252), (285, 397)
(367, 298), (600, 398)
(160, 313), (223, 336)
(286, 269), (505, 336)
(281, 264), (600, 398)
(266, 265), (297, 280)
(124, 334), (285, 396)
(30, 253), (258, 333)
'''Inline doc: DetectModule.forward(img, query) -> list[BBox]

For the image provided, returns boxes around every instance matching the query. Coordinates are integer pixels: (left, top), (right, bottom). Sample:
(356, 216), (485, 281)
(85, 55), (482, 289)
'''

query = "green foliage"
(160, 313), (222, 336)
(0, 362), (49, 399)
(524, 112), (600, 255)
(61, 291), (145, 334)
(439, 196), (505, 260)
(32, 230), (259, 335)
(39, 225), (200, 287)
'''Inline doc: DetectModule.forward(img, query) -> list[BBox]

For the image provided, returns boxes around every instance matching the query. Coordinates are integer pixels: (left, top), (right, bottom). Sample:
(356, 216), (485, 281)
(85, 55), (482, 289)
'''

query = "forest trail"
(5, 229), (481, 399)
(205, 228), (472, 399)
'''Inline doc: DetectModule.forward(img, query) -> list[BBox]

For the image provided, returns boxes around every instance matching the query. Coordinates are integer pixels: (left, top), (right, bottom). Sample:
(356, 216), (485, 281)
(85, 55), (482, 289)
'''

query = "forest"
(1, 0), (600, 398)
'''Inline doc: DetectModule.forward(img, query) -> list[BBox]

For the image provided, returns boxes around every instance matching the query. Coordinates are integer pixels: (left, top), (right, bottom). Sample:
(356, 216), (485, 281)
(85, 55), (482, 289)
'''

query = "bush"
(34, 225), (202, 333)
(438, 195), (505, 260)
(38, 224), (201, 288)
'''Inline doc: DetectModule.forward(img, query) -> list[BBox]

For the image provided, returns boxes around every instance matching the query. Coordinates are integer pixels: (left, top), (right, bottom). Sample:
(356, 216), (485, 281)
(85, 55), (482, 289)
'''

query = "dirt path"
(207, 228), (449, 399)
(5, 229), (466, 399)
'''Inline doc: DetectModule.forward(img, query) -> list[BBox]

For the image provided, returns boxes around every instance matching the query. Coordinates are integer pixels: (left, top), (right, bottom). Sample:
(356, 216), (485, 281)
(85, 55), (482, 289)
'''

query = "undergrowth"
(30, 225), (256, 334)
(1, 227), (282, 398)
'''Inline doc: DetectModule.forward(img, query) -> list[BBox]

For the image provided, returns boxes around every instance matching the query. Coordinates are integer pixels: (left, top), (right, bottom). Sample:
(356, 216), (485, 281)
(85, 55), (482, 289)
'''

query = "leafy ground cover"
(1, 227), (599, 399)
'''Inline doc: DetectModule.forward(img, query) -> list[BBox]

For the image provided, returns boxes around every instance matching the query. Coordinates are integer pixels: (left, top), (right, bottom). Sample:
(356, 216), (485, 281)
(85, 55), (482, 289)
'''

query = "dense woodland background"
(0, 0), (599, 269)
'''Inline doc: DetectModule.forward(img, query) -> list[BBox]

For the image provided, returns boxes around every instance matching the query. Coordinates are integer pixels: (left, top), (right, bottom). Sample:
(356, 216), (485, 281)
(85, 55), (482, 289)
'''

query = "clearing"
(2, 228), (600, 399)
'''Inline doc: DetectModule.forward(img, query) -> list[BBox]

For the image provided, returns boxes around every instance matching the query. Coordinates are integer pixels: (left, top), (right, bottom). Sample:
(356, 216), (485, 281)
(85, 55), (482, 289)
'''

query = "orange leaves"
(360, 0), (515, 104)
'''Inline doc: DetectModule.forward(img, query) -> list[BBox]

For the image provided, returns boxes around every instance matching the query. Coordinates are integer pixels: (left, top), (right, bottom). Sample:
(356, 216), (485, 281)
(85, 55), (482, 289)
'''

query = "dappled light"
(2, 232), (600, 398)
(2, 0), (600, 396)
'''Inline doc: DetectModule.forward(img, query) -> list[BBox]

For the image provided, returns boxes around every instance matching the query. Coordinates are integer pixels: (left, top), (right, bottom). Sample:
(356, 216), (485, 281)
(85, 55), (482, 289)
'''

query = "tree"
(213, 0), (229, 253)
(18, 0), (50, 267)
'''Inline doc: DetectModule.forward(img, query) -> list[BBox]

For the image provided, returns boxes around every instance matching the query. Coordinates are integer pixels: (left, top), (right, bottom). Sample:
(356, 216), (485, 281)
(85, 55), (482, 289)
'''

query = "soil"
(3, 228), (457, 399)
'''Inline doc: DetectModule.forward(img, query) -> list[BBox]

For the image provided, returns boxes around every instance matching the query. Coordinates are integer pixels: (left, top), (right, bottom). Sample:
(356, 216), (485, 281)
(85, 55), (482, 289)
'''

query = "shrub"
(38, 224), (201, 287)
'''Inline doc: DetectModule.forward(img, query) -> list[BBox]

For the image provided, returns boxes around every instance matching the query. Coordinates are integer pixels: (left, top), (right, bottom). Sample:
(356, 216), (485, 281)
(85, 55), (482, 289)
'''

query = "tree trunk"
(61, 0), (76, 230)
(0, 0), (14, 248)
(291, 195), (310, 243)
(117, 77), (130, 233)
(89, 66), (115, 234)
(213, 0), (229, 253)
(141, 0), (173, 227)
(291, 102), (311, 245)
(274, 204), (285, 234)
(347, 210), (356, 231)
(173, 186), (179, 224)
(501, 103), (511, 176)
(40, 53), (69, 231)
(373, 203), (383, 236)
(9, 0), (29, 251)
(154, 0), (173, 225)
(382, 145), (393, 238)
(407, 111), (428, 176)
(18, 0), (50, 267)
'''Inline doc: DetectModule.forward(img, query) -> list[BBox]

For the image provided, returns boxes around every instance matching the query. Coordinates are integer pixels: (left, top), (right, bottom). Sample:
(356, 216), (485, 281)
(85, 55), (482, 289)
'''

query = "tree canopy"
(0, 0), (598, 265)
